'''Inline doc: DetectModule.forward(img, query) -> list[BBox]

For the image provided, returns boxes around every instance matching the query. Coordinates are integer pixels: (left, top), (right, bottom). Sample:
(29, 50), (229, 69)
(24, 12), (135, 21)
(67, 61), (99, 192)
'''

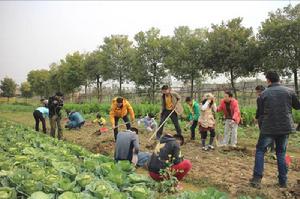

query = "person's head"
(130, 127), (139, 135)
(174, 134), (184, 146)
(161, 85), (171, 95)
(185, 97), (193, 106)
(255, 85), (265, 96)
(148, 113), (155, 119)
(96, 113), (102, 118)
(265, 71), (280, 85)
(116, 97), (123, 108)
(55, 91), (64, 100)
(40, 98), (48, 105)
(203, 93), (214, 106)
(224, 91), (233, 102)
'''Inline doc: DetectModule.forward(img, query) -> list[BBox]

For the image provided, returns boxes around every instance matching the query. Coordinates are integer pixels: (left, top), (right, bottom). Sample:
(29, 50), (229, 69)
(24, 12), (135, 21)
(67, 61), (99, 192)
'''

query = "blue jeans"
(253, 134), (289, 185)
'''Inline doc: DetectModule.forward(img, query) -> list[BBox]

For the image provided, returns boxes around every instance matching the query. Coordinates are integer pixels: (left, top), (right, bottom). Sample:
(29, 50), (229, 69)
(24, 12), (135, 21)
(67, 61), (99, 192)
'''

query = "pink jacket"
(217, 98), (241, 124)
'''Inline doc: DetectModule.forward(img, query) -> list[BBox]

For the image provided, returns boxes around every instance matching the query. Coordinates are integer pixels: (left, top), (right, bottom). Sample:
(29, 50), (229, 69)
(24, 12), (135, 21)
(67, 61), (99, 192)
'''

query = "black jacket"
(148, 134), (182, 173)
(48, 96), (64, 117)
(259, 83), (300, 135)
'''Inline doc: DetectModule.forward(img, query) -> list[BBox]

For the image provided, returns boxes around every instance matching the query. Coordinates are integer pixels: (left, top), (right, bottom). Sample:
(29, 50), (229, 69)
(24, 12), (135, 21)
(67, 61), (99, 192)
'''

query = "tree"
(259, 3), (300, 96)
(0, 77), (17, 102)
(84, 51), (107, 102)
(100, 35), (135, 95)
(20, 81), (33, 99)
(206, 18), (259, 98)
(166, 26), (208, 97)
(27, 69), (51, 97)
(59, 52), (86, 96)
(133, 28), (169, 103)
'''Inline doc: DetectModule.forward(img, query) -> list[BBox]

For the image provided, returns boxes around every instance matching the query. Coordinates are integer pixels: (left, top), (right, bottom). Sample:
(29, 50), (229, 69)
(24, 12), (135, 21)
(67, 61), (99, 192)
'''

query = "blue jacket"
(36, 107), (49, 118)
(69, 112), (85, 124)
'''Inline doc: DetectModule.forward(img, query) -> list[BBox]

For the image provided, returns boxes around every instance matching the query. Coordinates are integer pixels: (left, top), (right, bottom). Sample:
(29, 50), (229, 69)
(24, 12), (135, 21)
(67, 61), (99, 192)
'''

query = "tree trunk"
(293, 69), (299, 97)
(119, 71), (122, 96)
(230, 68), (238, 99)
(152, 63), (157, 104)
(99, 81), (103, 103)
(191, 74), (194, 98)
(96, 75), (100, 101)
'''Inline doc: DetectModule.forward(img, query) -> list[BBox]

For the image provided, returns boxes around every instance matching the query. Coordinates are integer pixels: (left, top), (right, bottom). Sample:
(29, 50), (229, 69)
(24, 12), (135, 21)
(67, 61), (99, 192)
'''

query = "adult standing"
(185, 97), (200, 140)
(250, 71), (300, 188)
(217, 91), (241, 147)
(48, 92), (64, 140)
(109, 97), (135, 141)
(198, 93), (217, 150)
(156, 85), (183, 140)
(33, 106), (49, 134)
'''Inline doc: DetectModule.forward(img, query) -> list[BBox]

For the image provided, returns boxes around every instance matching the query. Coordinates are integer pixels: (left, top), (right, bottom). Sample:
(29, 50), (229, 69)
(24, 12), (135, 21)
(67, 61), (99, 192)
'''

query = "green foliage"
(27, 69), (51, 97)
(166, 26), (208, 97)
(0, 119), (159, 198)
(259, 3), (300, 95)
(0, 104), (35, 112)
(132, 27), (168, 103)
(100, 35), (135, 95)
(20, 82), (33, 98)
(0, 77), (17, 99)
(206, 17), (259, 97)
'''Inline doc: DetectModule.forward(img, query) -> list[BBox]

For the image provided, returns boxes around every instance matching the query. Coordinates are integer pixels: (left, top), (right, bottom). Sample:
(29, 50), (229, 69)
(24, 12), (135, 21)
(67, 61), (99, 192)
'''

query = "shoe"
(230, 144), (237, 148)
(250, 177), (262, 189)
(208, 145), (214, 150)
(202, 146), (208, 151)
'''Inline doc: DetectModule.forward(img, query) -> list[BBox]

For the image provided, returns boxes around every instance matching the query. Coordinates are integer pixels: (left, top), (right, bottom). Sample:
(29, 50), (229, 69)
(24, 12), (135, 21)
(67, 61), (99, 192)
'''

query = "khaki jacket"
(161, 91), (183, 115)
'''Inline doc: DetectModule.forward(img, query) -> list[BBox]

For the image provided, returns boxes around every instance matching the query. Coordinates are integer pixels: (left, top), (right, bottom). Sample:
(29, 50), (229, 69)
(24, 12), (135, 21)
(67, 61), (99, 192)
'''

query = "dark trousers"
(190, 120), (198, 140)
(114, 115), (131, 141)
(253, 134), (289, 185)
(50, 115), (62, 140)
(33, 110), (46, 133)
(156, 110), (182, 140)
(200, 129), (216, 146)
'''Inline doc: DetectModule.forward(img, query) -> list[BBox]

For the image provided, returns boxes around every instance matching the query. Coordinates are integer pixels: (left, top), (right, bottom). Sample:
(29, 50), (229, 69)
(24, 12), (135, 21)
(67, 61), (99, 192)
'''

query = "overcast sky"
(0, 0), (298, 85)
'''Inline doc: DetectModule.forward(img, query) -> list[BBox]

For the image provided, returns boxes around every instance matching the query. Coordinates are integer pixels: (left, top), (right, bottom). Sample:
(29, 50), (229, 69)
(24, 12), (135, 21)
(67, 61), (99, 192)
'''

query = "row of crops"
(0, 119), (236, 199)
(0, 119), (158, 199)
(1, 102), (299, 127)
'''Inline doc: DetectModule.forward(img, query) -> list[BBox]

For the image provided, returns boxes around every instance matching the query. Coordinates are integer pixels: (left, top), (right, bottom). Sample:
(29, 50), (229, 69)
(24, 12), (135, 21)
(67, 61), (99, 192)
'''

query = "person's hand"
(189, 120), (193, 125)
(254, 118), (258, 124)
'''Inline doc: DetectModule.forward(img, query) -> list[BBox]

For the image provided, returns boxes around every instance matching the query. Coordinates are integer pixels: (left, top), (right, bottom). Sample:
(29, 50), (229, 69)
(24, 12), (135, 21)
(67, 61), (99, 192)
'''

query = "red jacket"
(217, 98), (241, 124)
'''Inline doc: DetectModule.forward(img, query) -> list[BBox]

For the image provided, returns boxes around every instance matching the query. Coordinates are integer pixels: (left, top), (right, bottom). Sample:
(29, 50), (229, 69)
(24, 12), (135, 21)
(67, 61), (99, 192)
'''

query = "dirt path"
(1, 111), (300, 198)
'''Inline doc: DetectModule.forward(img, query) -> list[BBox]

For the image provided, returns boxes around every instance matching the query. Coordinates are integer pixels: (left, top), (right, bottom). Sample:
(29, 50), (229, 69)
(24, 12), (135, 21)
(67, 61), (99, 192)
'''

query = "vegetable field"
(0, 104), (300, 199)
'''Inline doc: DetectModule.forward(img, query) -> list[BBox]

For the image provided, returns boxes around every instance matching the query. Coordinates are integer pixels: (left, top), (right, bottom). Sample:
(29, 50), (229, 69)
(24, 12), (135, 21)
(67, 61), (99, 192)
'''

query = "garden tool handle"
(148, 108), (176, 142)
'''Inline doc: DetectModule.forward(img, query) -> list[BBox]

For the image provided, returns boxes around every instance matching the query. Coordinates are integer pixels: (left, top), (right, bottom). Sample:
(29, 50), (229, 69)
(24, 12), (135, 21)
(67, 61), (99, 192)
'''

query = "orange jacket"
(109, 97), (135, 126)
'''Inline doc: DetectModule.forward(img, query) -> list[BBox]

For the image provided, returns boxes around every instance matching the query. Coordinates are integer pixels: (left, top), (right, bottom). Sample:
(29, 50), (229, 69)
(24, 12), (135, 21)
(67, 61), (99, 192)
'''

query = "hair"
(40, 98), (45, 102)
(116, 97), (123, 103)
(130, 127), (139, 134)
(201, 98), (213, 107)
(224, 91), (233, 98)
(255, 85), (265, 92)
(265, 71), (280, 83)
(96, 113), (101, 118)
(185, 97), (192, 102)
(148, 113), (155, 118)
(161, 85), (169, 90)
(55, 91), (64, 97)
(174, 134), (184, 145)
